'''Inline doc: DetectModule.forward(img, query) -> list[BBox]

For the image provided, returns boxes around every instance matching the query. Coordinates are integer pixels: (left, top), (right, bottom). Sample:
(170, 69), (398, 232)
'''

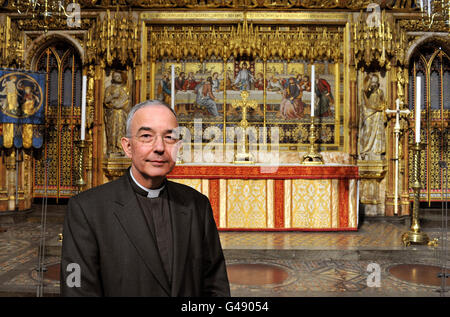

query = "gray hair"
(125, 99), (177, 137)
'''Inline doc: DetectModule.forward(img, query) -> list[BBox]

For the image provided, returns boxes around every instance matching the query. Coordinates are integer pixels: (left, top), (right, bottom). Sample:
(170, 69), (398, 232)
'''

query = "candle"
(427, 0), (431, 16)
(310, 65), (315, 117)
(395, 98), (400, 129)
(415, 76), (421, 143)
(171, 65), (175, 110)
(81, 75), (87, 141)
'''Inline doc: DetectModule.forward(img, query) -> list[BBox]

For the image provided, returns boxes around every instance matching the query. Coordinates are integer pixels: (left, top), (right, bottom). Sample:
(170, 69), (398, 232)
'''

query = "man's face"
(121, 105), (180, 182)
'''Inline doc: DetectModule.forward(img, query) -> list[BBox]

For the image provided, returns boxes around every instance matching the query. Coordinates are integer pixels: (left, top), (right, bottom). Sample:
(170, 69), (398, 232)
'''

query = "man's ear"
(121, 137), (132, 158)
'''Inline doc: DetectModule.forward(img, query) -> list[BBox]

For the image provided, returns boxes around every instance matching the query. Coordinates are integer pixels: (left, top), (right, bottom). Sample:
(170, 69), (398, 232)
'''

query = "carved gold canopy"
(0, 0), (422, 11)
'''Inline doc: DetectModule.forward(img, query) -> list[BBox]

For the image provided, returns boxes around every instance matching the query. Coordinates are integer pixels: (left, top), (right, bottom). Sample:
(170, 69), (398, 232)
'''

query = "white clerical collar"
(130, 168), (165, 198)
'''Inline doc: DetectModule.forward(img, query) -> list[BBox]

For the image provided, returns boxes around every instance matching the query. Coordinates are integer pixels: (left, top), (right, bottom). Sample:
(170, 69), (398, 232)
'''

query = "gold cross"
(231, 90), (258, 163)
(231, 90), (258, 129)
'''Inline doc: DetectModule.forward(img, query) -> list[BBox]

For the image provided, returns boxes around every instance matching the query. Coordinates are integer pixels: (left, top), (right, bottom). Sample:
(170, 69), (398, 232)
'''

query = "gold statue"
(396, 68), (406, 102)
(358, 74), (386, 161)
(104, 71), (130, 156)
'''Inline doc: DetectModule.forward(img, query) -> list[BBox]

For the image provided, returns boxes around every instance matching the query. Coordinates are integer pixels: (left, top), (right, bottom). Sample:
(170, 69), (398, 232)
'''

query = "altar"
(168, 164), (359, 231)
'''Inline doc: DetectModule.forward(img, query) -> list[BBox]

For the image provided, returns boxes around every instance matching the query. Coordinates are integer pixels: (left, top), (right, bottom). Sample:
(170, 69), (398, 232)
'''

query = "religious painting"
(0, 70), (46, 125)
(155, 59), (225, 140)
(263, 60), (338, 147)
(152, 57), (341, 150)
(0, 69), (46, 150)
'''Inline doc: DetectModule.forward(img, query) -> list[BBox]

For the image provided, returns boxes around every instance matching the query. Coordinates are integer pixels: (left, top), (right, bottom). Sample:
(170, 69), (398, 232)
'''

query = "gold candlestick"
(74, 139), (87, 189)
(301, 116), (324, 165)
(401, 142), (437, 246)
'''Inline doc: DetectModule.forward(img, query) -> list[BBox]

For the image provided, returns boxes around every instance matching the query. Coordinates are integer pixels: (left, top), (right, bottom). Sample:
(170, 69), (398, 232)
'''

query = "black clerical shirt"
(127, 170), (174, 286)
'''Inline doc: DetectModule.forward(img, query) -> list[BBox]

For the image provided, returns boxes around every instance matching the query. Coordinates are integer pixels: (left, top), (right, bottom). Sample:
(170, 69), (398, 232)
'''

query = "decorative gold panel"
(226, 179), (267, 228)
(291, 179), (332, 228)
(170, 178), (202, 193)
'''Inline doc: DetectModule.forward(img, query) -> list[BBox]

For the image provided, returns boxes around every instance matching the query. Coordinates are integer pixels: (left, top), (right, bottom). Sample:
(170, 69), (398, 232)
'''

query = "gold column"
(223, 57), (227, 150)
(141, 21), (147, 102)
(343, 21), (350, 154)
(263, 58), (267, 129)
(5, 150), (16, 211)
(150, 59), (156, 100)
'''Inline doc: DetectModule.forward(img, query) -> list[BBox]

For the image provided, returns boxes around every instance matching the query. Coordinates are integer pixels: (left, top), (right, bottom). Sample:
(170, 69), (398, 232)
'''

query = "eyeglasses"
(129, 133), (180, 145)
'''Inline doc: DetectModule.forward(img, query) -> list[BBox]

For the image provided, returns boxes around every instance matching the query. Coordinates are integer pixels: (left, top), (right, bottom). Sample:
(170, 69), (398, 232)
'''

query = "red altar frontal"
(168, 165), (359, 231)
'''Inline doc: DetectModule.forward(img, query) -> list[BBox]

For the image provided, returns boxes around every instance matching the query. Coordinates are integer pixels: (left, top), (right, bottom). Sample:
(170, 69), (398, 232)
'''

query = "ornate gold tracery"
(33, 43), (83, 199)
(84, 10), (140, 67)
(353, 10), (408, 70)
(148, 20), (343, 63)
(407, 42), (450, 203)
(23, 0), (416, 10)
(0, 18), (24, 68)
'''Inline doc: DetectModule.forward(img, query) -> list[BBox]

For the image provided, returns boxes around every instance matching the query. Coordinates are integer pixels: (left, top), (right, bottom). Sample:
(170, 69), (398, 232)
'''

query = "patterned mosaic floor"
(0, 220), (448, 297)
(227, 259), (447, 297)
(0, 222), (62, 296)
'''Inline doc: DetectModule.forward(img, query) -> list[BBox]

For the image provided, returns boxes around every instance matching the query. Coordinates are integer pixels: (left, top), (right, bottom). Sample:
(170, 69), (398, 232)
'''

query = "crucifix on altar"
(231, 90), (258, 164)
(385, 98), (410, 215)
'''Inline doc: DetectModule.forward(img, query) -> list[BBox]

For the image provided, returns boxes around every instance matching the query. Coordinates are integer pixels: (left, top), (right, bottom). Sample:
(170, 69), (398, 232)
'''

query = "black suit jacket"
(60, 173), (230, 297)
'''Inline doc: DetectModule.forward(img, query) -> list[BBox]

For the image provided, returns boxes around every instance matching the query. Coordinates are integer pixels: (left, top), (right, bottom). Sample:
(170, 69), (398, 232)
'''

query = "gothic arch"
(25, 32), (84, 69)
(31, 40), (84, 199)
(406, 34), (450, 65)
(406, 35), (450, 204)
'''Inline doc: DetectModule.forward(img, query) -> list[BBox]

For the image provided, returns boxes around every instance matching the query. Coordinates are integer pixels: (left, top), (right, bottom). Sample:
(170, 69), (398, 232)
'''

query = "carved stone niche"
(357, 159), (387, 216)
(102, 156), (131, 181)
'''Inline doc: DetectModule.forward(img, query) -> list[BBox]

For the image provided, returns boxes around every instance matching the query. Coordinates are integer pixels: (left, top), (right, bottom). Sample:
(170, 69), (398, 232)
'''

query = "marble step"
(223, 246), (450, 262)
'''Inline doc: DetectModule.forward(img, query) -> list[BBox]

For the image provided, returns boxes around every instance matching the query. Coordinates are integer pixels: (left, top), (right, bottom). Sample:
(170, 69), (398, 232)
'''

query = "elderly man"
(61, 100), (230, 297)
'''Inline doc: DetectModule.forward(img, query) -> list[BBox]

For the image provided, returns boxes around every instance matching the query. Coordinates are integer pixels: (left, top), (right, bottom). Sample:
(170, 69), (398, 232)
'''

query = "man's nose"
(153, 135), (165, 153)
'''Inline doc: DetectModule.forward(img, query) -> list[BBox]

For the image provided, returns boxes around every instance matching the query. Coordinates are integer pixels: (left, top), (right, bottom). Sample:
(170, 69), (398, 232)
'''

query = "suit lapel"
(112, 174), (171, 295)
(167, 181), (192, 297)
